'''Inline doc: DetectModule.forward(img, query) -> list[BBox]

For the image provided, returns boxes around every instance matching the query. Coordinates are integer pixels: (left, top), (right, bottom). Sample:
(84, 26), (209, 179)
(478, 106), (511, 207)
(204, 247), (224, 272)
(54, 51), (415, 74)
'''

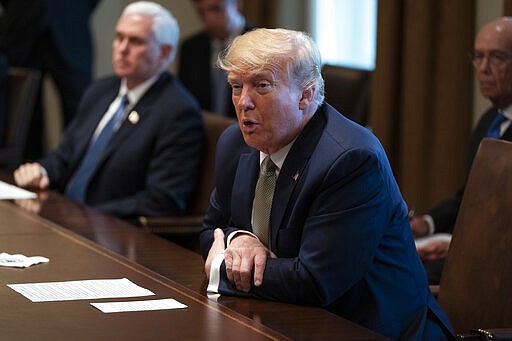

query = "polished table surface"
(1, 201), (292, 340)
(0, 175), (389, 340)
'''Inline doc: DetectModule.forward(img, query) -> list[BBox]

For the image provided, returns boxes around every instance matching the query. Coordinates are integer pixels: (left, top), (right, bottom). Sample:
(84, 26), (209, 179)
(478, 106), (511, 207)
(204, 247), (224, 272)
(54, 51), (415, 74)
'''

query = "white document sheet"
(7, 278), (155, 302)
(91, 298), (188, 313)
(0, 180), (36, 200)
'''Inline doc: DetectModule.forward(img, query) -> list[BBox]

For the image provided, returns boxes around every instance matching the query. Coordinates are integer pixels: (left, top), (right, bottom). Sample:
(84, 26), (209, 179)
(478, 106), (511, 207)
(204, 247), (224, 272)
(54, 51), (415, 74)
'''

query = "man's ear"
(161, 44), (172, 62)
(299, 85), (315, 110)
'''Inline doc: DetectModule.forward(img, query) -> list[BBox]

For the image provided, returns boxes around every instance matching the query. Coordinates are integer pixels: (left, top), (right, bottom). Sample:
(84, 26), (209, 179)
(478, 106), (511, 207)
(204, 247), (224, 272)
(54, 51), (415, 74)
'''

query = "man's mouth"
(243, 121), (255, 126)
(241, 119), (259, 133)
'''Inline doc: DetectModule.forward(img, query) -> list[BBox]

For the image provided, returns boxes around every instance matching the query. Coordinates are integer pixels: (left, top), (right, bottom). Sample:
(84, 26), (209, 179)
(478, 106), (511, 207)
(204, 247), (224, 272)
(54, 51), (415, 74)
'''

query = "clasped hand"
(13, 163), (49, 189)
(416, 239), (450, 261)
(205, 228), (276, 292)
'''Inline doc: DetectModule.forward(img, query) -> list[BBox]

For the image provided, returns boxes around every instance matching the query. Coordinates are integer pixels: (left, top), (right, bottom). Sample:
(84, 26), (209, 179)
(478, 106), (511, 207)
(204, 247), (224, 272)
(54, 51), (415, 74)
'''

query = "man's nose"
(237, 87), (255, 110)
(118, 38), (130, 51)
(476, 56), (492, 72)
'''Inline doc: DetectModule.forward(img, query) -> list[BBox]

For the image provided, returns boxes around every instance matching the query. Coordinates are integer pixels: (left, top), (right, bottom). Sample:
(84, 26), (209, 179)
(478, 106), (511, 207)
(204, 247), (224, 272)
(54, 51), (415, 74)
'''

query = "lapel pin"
(128, 111), (139, 124)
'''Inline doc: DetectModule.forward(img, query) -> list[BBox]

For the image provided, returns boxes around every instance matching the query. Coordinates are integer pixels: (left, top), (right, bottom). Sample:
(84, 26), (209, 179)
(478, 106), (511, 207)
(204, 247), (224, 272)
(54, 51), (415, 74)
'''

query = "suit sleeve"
(39, 100), (93, 189)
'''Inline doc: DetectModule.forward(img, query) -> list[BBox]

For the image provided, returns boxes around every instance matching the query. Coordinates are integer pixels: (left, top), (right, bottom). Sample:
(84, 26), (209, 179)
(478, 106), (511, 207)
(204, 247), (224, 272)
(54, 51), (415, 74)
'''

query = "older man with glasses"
(410, 16), (512, 283)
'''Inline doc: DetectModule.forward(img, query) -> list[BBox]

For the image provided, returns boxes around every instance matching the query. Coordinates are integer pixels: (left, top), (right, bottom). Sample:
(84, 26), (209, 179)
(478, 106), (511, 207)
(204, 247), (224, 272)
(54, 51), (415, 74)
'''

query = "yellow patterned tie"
(252, 156), (277, 247)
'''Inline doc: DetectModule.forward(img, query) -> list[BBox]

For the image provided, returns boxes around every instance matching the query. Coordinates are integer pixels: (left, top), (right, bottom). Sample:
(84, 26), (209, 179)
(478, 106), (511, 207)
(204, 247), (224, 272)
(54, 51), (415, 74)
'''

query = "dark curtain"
(504, 0), (512, 16)
(242, 0), (278, 28)
(369, 0), (475, 213)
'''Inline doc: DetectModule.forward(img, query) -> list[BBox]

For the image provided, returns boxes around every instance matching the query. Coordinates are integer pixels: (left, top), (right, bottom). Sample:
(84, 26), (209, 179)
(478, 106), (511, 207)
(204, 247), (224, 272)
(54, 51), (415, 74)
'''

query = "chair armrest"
(135, 215), (204, 235)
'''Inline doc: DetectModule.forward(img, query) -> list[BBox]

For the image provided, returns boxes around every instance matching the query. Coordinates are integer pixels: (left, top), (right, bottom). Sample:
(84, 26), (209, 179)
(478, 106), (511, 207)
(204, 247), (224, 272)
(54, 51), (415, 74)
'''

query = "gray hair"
(122, 1), (179, 66)
(218, 28), (325, 105)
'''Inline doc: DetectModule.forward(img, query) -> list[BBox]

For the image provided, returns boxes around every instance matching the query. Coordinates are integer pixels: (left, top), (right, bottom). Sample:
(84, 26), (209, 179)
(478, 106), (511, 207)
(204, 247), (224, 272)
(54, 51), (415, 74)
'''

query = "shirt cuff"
(423, 214), (435, 235)
(226, 230), (258, 246)
(208, 230), (260, 296)
(206, 252), (225, 294)
(39, 165), (48, 179)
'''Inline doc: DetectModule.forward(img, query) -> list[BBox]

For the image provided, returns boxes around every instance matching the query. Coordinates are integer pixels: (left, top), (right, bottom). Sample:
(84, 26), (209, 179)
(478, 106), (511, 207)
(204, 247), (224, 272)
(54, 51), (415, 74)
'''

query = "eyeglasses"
(469, 50), (512, 68)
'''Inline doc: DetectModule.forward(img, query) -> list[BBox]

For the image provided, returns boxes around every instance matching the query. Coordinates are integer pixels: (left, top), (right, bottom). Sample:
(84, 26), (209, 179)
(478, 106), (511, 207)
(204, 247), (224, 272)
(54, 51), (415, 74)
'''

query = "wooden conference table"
(0, 178), (388, 340)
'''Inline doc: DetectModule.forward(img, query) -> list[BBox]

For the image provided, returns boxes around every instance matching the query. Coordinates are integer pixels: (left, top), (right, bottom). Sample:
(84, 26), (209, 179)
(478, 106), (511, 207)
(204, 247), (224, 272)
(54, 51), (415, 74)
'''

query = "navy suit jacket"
(429, 107), (512, 233)
(40, 72), (203, 218)
(178, 23), (253, 119)
(199, 104), (454, 339)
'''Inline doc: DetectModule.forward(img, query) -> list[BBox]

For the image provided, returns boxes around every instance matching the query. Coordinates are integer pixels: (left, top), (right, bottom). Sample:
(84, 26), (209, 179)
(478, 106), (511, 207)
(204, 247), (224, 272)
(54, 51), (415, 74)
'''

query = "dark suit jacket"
(0, 0), (99, 124)
(199, 103), (454, 340)
(429, 107), (512, 233)
(40, 72), (203, 219)
(178, 23), (253, 119)
(0, 0), (99, 159)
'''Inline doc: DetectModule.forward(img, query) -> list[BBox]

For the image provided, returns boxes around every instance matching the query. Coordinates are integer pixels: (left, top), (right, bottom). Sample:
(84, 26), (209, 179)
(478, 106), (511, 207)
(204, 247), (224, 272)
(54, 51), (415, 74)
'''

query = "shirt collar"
(259, 138), (297, 173)
(119, 73), (160, 105)
(501, 104), (512, 121)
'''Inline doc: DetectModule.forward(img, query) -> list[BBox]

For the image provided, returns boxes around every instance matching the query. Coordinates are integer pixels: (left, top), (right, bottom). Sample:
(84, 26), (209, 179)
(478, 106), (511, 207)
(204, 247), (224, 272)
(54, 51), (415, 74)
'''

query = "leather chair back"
(136, 111), (236, 237)
(438, 138), (512, 333)
(0, 67), (41, 168)
(321, 64), (371, 126)
(190, 111), (236, 214)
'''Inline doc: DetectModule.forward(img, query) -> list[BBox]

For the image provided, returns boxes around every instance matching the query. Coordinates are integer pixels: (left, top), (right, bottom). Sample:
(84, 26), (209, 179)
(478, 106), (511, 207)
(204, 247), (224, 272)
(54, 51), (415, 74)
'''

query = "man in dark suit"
(0, 0), (100, 159)
(411, 17), (512, 282)
(13, 2), (203, 219)
(200, 28), (454, 340)
(178, 0), (253, 118)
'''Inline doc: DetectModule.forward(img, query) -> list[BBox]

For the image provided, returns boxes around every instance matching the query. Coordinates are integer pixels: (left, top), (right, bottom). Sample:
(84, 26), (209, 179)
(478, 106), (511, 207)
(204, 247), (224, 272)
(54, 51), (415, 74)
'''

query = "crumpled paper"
(0, 253), (49, 268)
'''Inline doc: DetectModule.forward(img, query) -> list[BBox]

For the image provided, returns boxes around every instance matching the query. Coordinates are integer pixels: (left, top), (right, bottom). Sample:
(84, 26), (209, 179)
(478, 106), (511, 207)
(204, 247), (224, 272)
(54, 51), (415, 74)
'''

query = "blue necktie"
(66, 95), (129, 202)
(486, 112), (508, 139)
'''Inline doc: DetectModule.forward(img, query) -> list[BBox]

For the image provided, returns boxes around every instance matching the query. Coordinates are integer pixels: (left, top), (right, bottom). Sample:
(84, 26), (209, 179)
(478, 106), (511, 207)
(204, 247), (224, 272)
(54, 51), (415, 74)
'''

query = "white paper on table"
(0, 253), (49, 268)
(0, 181), (37, 200)
(7, 278), (155, 302)
(91, 298), (188, 313)
(415, 233), (452, 249)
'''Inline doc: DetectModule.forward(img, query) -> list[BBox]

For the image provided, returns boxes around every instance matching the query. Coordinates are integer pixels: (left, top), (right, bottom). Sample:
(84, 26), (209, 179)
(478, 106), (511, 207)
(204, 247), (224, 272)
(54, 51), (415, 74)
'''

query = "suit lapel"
(102, 101), (145, 158)
(71, 94), (115, 170)
(269, 107), (327, 249)
(232, 151), (260, 228)
(100, 73), (167, 165)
